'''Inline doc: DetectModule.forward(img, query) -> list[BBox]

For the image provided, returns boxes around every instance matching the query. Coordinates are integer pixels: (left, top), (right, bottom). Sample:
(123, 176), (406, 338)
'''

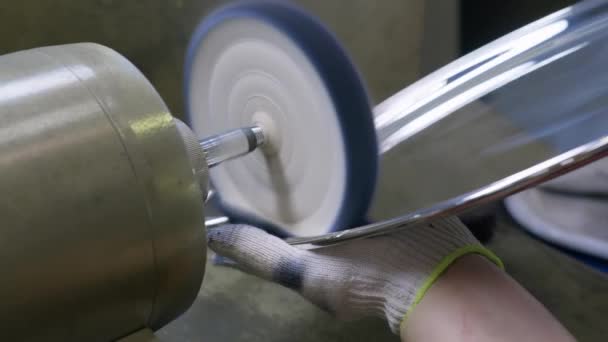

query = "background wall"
(0, 0), (451, 118)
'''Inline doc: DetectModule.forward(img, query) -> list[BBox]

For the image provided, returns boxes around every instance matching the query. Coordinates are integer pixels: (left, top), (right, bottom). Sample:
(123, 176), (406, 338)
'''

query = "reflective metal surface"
(206, 216), (230, 228)
(288, 0), (608, 245)
(0, 44), (206, 340)
(288, 137), (608, 245)
(200, 126), (264, 167)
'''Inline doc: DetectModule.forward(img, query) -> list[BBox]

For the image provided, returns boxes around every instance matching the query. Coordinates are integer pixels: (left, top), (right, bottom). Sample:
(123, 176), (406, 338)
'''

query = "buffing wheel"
(506, 189), (608, 271)
(185, 2), (377, 236)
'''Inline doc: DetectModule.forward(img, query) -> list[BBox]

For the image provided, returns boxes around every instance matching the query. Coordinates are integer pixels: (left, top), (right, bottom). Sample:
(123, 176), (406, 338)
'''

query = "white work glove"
(208, 217), (502, 334)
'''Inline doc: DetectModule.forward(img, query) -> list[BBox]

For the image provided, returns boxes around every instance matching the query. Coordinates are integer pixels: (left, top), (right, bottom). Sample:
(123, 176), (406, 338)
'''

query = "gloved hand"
(208, 217), (502, 335)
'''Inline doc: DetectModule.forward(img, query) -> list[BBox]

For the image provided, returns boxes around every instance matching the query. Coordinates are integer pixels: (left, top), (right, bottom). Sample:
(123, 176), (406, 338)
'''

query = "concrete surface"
(0, 1), (606, 341)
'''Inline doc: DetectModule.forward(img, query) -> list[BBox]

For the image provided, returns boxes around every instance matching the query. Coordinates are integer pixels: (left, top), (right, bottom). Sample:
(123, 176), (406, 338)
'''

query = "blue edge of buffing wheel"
(184, 1), (378, 237)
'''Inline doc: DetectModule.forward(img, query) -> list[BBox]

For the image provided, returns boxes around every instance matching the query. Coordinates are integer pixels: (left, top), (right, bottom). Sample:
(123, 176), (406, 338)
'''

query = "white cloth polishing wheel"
(185, 2), (377, 236)
(506, 189), (608, 260)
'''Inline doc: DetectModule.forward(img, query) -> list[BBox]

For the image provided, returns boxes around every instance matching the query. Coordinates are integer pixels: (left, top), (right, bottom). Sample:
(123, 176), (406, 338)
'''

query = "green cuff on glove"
(400, 245), (504, 331)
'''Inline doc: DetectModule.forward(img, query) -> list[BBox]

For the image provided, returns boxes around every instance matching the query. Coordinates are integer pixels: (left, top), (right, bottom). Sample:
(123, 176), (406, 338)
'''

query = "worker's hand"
(207, 217), (502, 335)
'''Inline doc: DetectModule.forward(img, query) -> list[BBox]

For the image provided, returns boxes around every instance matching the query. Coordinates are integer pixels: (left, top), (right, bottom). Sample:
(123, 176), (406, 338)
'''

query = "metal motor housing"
(0, 43), (206, 341)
